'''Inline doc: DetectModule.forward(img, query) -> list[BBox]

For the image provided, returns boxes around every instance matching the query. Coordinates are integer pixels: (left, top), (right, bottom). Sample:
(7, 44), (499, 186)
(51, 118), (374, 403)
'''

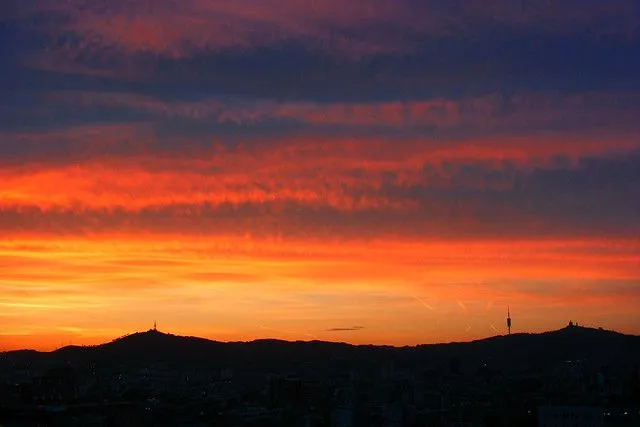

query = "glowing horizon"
(2, 234), (638, 351)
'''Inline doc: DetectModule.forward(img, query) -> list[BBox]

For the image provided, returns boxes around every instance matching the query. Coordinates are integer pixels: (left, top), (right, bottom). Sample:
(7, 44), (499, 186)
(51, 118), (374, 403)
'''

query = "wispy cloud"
(38, 90), (640, 132)
(327, 326), (366, 332)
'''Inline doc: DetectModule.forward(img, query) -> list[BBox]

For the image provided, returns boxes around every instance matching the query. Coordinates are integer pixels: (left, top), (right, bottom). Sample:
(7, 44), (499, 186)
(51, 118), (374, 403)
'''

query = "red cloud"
(1, 122), (637, 213)
(1, 116), (638, 224)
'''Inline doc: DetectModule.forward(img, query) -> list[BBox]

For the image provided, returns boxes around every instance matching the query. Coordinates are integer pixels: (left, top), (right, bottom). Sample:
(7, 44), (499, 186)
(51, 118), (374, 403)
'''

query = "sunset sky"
(1, 0), (639, 351)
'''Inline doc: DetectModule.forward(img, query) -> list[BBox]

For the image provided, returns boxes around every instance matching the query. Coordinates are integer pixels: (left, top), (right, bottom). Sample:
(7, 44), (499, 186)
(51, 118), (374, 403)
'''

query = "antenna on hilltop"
(153, 320), (157, 331)
(507, 306), (512, 335)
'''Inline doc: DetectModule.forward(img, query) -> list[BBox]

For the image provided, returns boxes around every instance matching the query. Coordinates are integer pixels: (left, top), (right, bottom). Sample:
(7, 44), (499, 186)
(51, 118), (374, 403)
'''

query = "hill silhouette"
(3, 324), (639, 374)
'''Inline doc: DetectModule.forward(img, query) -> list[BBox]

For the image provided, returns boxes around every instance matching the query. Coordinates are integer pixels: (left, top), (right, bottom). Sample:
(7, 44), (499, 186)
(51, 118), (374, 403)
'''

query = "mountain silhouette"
(3, 324), (639, 374)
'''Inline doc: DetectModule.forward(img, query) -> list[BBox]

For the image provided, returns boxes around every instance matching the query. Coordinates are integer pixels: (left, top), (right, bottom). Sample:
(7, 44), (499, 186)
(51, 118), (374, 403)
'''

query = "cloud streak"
(1, 130), (638, 239)
(327, 326), (366, 332)
(15, 0), (640, 57)
(4, 0), (638, 102)
(34, 90), (640, 132)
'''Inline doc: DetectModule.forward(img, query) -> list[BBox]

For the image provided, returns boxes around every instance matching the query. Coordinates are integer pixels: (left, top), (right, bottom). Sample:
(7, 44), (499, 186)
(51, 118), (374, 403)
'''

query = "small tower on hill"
(507, 307), (512, 335)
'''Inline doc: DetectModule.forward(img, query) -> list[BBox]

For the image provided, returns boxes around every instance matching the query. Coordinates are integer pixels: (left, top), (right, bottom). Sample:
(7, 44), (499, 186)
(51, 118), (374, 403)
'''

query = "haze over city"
(1, 0), (639, 351)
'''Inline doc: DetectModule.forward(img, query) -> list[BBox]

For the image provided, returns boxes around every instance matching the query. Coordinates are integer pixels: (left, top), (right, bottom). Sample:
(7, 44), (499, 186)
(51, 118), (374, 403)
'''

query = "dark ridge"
(2, 325), (638, 373)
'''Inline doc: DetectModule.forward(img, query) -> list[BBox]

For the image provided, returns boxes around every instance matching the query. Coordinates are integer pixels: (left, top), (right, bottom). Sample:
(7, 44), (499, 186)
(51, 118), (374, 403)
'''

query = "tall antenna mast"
(506, 307), (512, 335)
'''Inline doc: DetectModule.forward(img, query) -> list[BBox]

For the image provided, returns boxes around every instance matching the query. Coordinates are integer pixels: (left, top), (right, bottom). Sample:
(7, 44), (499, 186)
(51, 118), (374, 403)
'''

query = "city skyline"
(1, 0), (639, 351)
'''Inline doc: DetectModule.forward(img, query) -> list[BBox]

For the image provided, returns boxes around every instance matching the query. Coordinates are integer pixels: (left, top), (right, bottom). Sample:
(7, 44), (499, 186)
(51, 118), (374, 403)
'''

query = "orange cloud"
(1, 124), (638, 215)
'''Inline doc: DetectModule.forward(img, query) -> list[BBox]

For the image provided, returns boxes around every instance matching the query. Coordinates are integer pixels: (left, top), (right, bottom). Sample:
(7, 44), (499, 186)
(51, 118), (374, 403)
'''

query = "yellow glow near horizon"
(1, 235), (638, 351)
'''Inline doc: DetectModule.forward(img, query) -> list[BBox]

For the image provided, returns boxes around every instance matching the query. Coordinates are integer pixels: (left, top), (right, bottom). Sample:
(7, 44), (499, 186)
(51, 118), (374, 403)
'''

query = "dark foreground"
(1, 324), (639, 426)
